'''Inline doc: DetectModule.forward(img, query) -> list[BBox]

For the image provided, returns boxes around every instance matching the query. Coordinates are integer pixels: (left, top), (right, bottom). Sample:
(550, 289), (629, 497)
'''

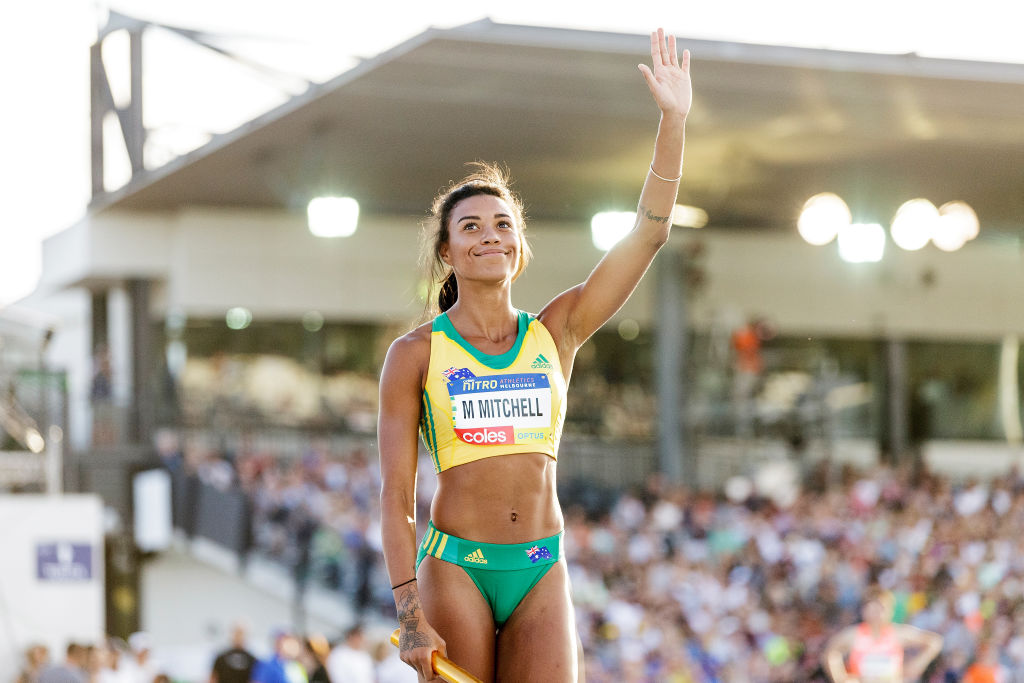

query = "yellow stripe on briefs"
(422, 528), (435, 551)
(427, 529), (442, 555)
(433, 533), (448, 559)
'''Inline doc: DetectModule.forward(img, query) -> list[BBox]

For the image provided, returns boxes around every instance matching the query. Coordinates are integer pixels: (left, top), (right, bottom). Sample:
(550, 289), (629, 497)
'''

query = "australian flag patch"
(442, 366), (476, 383)
(526, 545), (553, 563)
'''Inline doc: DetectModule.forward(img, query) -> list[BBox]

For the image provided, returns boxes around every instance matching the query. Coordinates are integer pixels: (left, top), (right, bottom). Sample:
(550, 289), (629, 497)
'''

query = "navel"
(510, 511), (518, 522)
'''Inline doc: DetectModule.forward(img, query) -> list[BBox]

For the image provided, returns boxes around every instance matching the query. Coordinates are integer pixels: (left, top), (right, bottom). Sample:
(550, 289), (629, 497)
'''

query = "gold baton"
(390, 628), (483, 683)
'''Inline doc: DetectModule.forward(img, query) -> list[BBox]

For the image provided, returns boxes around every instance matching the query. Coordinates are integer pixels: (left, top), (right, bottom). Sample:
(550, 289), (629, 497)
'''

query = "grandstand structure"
(20, 18), (1024, 477)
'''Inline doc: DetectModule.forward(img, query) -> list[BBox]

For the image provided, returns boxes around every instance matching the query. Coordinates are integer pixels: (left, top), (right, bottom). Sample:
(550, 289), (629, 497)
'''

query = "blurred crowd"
(15, 624), (414, 683)
(143, 435), (1024, 681)
(17, 632), (169, 683)
(563, 462), (1024, 682)
(176, 435), (394, 613)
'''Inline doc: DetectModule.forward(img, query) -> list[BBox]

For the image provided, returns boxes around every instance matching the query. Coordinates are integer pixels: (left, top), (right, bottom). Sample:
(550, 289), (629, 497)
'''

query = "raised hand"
(638, 28), (692, 120)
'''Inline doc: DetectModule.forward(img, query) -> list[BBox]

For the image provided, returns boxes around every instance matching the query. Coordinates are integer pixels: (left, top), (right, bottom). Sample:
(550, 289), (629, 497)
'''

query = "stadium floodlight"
(591, 211), (635, 251)
(838, 223), (885, 263)
(672, 204), (709, 228)
(940, 201), (979, 242)
(307, 196), (359, 238)
(302, 311), (325, 332)
(932, 214), (969, 252)
(890, 199), (938, 251)
(934, 201), (979, 251)
(25, 428), (45, 454)
(798, 193), (850, 246)
(226, 307), (252, 330)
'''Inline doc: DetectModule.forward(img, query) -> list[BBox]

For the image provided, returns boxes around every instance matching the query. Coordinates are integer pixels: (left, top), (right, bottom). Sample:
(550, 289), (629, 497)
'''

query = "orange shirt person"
(731, 320), (763, 375)
(963, 642), (1009, 683)
(822, 589), (943, 683)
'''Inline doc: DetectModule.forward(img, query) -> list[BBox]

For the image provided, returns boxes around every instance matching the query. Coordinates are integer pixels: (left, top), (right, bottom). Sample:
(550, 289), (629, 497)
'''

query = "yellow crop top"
(419, 310), (567, 474)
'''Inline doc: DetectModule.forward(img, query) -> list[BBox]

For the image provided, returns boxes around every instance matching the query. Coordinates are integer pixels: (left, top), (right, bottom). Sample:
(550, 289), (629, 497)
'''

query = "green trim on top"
(433, 310), (531, 369)
(421, 391), (440, 473)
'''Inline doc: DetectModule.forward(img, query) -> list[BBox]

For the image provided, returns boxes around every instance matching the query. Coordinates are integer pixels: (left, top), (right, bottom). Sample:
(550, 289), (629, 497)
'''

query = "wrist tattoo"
(400, 628), (430, 651)
(641, 206), (670, 224)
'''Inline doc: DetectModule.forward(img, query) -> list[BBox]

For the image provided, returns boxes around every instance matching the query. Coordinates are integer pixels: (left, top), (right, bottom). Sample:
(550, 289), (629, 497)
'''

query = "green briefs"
(416, 521), (562, 626)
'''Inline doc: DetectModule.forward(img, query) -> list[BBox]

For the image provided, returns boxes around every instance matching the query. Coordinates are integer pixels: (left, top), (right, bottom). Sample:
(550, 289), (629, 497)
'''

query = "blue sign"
(36, 542), (93, 581)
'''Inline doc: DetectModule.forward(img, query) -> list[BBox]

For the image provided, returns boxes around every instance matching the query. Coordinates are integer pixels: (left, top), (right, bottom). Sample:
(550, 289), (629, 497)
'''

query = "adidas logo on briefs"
(531, 354), (553, 370)
(464, 549), (488, 564)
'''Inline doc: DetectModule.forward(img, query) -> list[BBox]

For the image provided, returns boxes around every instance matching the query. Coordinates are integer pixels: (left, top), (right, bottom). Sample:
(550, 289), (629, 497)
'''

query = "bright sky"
(2, 0), (1022, 308)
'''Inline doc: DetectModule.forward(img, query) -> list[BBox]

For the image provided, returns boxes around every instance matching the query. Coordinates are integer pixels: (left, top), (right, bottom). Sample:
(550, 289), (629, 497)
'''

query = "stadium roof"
(91, 19), (1024, 235)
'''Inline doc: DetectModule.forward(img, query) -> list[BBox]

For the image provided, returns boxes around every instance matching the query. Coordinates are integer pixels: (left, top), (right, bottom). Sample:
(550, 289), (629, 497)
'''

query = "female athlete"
(379, 28), (692, 682)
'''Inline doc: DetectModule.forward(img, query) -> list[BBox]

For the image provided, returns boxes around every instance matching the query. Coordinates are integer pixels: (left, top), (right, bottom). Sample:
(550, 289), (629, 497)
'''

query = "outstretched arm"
(540, 27), (692, 352)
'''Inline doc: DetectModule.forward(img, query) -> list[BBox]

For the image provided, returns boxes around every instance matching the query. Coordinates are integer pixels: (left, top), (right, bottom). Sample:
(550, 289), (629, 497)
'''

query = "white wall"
(37, 207), (1024, 340)
(166, 209), (425, 321)
(0, 494), (104, 680)
(692, 231), (1024, 339)
(37, 213), (172, 288)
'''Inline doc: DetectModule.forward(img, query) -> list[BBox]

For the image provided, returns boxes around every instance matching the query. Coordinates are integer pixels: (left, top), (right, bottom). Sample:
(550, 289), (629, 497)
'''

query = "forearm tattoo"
(639, 204), (670, 224)
(396, 587), (431, 651)
(396, 587), (420, 622)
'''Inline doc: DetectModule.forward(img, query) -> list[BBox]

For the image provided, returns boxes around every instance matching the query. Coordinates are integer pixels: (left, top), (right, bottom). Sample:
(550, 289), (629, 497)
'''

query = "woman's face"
(441, 193), (521, 283)
(863, 598), (891, 625)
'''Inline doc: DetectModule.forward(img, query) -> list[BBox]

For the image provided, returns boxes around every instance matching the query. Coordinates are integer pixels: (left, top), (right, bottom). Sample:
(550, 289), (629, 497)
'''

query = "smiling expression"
(441, 194), (522, 283)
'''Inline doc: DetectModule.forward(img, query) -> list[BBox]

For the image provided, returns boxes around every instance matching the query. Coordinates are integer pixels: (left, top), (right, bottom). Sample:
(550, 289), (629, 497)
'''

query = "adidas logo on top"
(531, 354), (553, 370)
(464, 549), (488, 564)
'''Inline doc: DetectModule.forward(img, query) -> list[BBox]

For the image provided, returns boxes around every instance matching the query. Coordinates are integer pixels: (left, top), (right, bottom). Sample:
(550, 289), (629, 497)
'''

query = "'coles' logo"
(456, 427), (513, 444)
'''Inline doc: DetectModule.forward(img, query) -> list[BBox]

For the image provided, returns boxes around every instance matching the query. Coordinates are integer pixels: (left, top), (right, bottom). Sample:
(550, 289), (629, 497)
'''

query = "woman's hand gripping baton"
(390, 628), (482, 683)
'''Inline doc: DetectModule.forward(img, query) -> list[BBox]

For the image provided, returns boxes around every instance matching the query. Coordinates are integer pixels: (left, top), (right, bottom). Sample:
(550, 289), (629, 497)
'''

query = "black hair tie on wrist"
(391, 577), (417, 590)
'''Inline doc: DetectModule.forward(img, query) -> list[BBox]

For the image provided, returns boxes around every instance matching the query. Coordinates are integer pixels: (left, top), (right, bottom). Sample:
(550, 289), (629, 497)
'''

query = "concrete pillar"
(654, 244), (692, 484)
(127, 279), (154, 445)
(90, 291), (109, 354)
(882, 338), (909, 465)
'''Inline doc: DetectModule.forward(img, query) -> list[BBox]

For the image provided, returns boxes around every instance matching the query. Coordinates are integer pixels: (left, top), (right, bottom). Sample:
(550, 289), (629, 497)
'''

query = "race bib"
(859, 653), (899, 678)
(446, 372), (552, 446)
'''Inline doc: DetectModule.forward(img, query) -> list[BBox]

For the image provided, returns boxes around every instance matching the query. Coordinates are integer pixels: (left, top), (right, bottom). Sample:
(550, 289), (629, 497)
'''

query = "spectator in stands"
(17, 643), (50, 683)
(83, 645), (105, 683)
(94, 638), (131, 683)
(822, 585), (943, 682)
(210, 623), (257, 683)
(119, 633), (161, 683)
(963, 641), (1010, 683)
(371, 640), (417, 683)
(301, 634), (331, 683)
(90, 344), (115, 446)
(325, 625), (373, 683)
(730, 316), (766, 436)
(38, 643), (87, 683)
(250, 631), (305, 683)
